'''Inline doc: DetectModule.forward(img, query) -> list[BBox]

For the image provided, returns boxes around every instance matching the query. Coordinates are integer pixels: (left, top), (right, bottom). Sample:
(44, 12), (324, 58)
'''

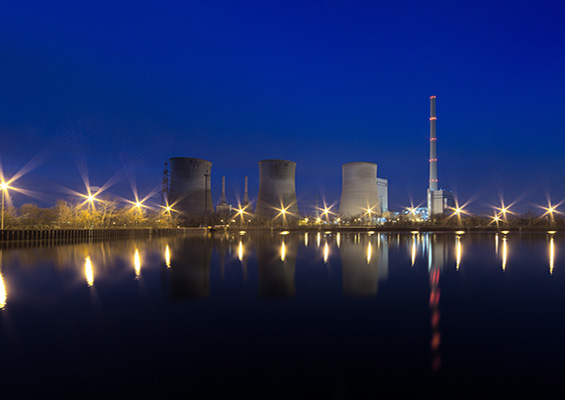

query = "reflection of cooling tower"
(340, 233), (388, 296)
(256, 234), (298, 298)
(168, 157), (213, 219)
(339, 162), (380, 218)
(167, 235), (212, 300)
(255, 160), (299, 221)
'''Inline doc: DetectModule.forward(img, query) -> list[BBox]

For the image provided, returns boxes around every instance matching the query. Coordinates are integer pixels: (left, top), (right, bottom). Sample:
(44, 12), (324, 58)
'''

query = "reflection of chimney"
(340, 234), (386, 297)
(167, 235), (212, 300)
(256, 234), (298, 298)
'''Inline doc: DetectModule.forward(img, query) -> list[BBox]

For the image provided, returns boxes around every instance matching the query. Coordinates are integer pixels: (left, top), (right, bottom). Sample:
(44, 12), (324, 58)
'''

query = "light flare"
(134, 249), (141, 277)
(85, 256), (94, 287)
(165, 245), (171, 268)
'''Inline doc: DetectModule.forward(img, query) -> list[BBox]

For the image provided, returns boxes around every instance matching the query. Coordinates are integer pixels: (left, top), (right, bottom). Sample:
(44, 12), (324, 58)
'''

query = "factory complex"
(166, 97), (453, 226)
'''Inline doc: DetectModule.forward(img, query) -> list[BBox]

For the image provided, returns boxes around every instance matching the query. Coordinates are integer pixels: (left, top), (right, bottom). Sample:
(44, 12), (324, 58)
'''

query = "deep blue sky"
(1, 0), (564, 214)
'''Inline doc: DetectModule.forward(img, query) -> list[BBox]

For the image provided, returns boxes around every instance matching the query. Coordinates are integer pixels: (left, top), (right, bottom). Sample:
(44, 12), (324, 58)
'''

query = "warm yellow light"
(135, 202), (142, 208)
(411, 235), (417, 267)
(134, 249), (141, 277)
(280, 231), (290, 235)
(456, 236), (462, 271)
(239, 230), (246, 235)
(549, 237), (555, 275)
(501, 230), (509, 235)
(323, 242), (329, 263)
(336, 232), (341, 248)
(238, 240), (244, 261)
(455, 230), (465, 235)
(502, 237), (508, 272)
(85, 256), (94, 287)
(165, 245), (171, 268)
(304, 232), (308, 246)
(366, 242), (372, 264)
(280, 241), (286, 262)
(548, 231), (557, 235)
(0, 182), (7, 191)
(0, 272), (6, 309)
(317, 232), (321, 247)
(494, 215), (500, 222)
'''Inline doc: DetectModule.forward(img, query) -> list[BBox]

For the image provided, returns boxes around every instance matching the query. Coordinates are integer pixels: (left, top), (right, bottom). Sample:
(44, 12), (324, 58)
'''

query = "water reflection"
(134, 249), (141, 278)
(549, 235), (555, 275)
(166, 235), (213, 300)
(0, 272), (6, 309)
(165, 245), (171, 268)
(256, 234), (298, 298)
(502, 236), (508, 272)
(455, 236), (462, 271)
(85, 256), (94, 287)
(340, 233), (388, 297)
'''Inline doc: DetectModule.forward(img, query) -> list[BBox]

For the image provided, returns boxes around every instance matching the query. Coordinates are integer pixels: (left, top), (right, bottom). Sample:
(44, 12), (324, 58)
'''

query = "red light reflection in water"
(430, 266), (441, 372)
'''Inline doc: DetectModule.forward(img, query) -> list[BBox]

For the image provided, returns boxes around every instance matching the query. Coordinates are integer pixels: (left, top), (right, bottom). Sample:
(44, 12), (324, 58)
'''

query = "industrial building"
(339, 162), (381, 220)
(377, 177), (388, 213)
(427, 96), (455, 216)
(254, 159), (299, 222)
(168, 157), (214, 221)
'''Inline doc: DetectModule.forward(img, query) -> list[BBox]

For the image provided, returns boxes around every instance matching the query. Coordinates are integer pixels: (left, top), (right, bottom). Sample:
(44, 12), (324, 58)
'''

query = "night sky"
(1, 1), (564, 214)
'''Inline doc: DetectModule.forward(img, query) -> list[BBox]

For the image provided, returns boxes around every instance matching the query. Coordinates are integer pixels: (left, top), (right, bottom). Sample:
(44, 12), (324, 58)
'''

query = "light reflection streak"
(238, 241), (244, 262)
(323, 241), (329, 263)
(411, 234), (417, 267)
(502, 237), (508, 271)
(165, 245), (171, 268)
(495, 233), (499, 255)
(317, 232), (321, 247)
(304, 232), (308, 246)
(455, 236), (461, 271)
(549, 236), (555, 275)
(280, 241), (286, 262)
(336, 232), (341, 248)
(85, 256), (94, 287)
(0, 272), (6, 309)
(367, 241), (372, 264)
(134, 248), (141, 277)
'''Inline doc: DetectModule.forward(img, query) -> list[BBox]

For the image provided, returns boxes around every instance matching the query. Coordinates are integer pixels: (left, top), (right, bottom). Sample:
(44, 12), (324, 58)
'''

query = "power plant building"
(168, 157), (214, 220)
(255, 159), (299, 222)
(377, 177), (388, 213)
(426, 96), (455, 216)
(339, 162), (381, 220)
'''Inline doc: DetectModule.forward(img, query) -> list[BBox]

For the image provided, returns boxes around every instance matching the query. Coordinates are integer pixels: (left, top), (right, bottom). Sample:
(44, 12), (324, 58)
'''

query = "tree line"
(1, 200), (179, 229)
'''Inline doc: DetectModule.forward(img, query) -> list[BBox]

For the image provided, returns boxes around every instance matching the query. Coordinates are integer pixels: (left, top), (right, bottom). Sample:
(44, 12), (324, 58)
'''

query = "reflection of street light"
(1, 182), (11, 230)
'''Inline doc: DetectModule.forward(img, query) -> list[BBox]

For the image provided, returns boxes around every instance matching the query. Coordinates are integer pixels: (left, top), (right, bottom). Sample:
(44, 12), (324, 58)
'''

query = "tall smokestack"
(219, 176), (227, 205)
(243, 176), (250, 206)
(429, 96), (438, 191)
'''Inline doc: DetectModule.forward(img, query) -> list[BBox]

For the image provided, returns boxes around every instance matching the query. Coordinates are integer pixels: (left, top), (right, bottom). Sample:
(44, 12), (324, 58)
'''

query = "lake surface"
(1, 231), (564, 397)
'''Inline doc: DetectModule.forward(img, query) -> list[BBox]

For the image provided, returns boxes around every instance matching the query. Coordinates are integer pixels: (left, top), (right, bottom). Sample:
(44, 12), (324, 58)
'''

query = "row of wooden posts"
(0, 228), (186, 243)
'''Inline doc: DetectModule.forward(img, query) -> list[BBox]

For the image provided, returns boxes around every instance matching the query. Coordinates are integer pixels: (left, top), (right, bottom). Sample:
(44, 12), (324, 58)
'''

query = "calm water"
(1, 231), (564, 397)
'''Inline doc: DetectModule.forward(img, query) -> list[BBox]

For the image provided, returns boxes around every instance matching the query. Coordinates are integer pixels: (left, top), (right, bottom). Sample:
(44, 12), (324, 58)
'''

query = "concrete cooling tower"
(168, 157), (214, 220)
(339, 162), (381, 219)
(254, 159), (299, 222)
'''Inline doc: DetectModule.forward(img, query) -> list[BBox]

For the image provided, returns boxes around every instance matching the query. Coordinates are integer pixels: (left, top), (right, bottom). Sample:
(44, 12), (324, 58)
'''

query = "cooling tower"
(255, 159), (299, 222)
(339, 162), (380, 219)
(168, 157), (213, 220)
